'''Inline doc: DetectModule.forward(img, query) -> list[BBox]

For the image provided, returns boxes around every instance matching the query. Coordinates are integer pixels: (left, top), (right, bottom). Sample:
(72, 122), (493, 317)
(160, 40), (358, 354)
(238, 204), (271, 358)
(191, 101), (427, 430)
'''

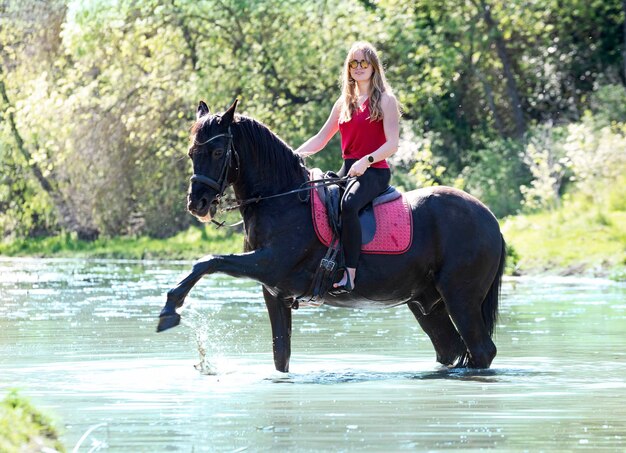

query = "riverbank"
(0, 391), (64, 453)
(1, 199), (625, 281)
(502, 197), (626, 281)
(0, 224), (243, 261)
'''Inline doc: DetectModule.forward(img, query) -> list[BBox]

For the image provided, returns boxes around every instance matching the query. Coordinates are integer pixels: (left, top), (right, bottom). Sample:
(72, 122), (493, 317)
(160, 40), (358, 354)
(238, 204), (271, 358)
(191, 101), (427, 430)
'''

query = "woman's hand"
(348, 157), (370, 177)
(294, 98), (341, 158)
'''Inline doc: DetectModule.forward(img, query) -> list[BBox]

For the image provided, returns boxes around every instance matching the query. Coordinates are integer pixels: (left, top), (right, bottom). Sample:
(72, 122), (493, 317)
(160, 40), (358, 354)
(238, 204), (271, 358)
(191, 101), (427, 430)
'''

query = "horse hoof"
(157, 313), (181, 332)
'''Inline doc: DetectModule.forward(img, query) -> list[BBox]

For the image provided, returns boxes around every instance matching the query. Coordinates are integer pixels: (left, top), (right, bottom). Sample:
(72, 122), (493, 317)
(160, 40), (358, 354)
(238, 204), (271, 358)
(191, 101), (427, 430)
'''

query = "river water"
(0, 257), (625, 452)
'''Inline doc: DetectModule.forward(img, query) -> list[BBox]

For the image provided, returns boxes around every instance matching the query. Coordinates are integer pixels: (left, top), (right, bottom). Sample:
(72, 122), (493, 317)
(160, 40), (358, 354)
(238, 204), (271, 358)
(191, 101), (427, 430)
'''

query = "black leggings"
(337, 159), (391, 268)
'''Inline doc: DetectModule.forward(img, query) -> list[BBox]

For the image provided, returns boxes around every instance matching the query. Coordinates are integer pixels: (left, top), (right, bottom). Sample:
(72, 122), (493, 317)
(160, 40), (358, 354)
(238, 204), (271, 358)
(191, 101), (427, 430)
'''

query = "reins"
(210, 175), (354, 228)
(222, 176), (353, 212)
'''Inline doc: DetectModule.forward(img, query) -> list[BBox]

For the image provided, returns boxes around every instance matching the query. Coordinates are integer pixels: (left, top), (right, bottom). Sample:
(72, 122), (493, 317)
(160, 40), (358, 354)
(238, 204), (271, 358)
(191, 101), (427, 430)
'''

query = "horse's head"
(187, 99), (238, 222)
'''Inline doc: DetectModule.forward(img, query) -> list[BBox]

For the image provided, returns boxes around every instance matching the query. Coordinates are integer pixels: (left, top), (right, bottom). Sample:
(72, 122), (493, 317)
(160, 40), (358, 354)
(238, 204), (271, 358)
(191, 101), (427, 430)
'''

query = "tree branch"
(473, 0), (526, 138)
(623, 0), (626, 84)
(0, 68), (98, 239)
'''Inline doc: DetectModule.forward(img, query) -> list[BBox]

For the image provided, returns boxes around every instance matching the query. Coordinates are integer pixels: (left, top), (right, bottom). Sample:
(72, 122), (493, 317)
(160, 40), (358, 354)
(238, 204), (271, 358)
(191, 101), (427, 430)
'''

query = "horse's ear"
(221, 99), (239, 126)
(197, 101), (210, 119)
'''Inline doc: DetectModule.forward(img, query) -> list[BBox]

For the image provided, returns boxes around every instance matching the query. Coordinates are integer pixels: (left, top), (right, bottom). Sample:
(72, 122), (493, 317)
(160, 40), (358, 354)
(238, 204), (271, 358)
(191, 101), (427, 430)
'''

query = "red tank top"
(338, 98), (390, 169)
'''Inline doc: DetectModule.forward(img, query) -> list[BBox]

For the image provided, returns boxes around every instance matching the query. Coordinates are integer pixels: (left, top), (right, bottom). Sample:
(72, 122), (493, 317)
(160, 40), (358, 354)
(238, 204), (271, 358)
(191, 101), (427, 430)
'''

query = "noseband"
(190, 127), (238, 200)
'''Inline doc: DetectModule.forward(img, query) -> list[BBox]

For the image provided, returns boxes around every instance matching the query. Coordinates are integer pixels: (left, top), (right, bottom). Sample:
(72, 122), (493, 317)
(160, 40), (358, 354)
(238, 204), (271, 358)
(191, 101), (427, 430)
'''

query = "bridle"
(189, 127), (238, 202)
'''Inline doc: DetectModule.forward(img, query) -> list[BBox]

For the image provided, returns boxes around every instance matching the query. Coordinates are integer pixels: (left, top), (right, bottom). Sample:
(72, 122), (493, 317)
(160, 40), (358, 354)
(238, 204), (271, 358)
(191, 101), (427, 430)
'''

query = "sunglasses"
(348, 59), (370, 70)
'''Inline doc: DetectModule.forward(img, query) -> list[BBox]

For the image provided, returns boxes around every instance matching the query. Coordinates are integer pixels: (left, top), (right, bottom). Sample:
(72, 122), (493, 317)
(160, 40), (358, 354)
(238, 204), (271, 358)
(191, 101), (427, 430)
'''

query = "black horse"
(158, 100), (506, 373)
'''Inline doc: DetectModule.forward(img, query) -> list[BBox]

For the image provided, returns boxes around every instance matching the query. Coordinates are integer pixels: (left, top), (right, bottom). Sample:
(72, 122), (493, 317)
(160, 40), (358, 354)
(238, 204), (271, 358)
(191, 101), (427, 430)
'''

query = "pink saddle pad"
(310, 178), (413, 255)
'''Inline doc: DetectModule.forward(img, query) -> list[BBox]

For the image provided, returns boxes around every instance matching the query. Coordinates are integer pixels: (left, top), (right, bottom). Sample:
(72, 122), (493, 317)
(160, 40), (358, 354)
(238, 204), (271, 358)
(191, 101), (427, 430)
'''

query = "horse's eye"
(213, 149), (224, 159)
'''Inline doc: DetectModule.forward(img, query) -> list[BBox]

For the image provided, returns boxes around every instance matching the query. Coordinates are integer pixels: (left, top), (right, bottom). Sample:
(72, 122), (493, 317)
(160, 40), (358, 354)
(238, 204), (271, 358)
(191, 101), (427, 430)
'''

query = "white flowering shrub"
(563, 114), (626, 203)
(520, 123), (570, 211)
(521, 107), (626, 211)
(390, 124), (447, 190)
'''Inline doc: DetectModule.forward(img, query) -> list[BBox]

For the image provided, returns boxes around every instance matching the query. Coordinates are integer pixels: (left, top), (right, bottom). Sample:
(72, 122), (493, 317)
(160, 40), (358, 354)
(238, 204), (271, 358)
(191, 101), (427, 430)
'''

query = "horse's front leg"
(262, 286), (293, 373)
(157, 250), (275, 332)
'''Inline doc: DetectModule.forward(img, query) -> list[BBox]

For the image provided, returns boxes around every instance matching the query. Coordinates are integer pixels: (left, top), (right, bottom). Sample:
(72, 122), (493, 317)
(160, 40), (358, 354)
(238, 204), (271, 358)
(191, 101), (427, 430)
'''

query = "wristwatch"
(367, 155), (375, 165)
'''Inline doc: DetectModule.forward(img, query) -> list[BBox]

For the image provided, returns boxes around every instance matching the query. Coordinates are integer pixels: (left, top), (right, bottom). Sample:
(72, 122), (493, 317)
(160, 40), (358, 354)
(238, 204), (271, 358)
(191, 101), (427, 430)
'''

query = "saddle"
(309, 168), (413, 254)
(296, 169), (413, 308)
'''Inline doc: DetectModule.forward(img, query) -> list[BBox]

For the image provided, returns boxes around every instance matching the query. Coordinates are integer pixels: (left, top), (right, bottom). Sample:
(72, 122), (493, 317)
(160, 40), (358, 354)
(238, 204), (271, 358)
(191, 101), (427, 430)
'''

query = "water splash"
(194, 329), (218, 376)
(183, 304), (235, 376)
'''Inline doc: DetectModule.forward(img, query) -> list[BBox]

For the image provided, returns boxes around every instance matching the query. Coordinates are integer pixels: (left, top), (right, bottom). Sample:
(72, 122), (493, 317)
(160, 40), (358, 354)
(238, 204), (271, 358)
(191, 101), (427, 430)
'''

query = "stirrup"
(329, 267), (354, 295)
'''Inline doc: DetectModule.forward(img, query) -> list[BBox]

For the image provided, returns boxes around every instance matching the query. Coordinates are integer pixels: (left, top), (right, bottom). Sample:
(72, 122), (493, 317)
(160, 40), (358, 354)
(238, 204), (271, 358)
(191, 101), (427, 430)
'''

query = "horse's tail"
(482, 234), (506, 338)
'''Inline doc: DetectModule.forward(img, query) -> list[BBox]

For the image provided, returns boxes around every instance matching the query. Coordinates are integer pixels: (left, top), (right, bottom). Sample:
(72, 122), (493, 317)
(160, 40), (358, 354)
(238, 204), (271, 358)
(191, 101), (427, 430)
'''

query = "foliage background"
(1, 0), (625, 261)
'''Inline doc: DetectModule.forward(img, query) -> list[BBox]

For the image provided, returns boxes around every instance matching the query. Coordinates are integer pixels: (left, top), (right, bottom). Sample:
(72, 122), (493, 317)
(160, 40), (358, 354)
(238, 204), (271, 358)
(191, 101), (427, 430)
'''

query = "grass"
(0, 390), (64, 453)
(0, 224), (244, 261)
(501, 193), (626, 279)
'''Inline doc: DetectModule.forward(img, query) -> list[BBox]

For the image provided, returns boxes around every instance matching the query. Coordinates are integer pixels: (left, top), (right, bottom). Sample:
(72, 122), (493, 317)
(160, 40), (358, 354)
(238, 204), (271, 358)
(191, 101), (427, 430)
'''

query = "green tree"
(1, 0), (625, 240)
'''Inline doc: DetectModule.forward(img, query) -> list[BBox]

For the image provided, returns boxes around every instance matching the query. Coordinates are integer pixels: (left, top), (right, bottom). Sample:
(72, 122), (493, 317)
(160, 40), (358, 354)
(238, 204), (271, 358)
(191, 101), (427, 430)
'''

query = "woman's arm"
(295, 99), (341, 157)
(348, 93), (400, 177)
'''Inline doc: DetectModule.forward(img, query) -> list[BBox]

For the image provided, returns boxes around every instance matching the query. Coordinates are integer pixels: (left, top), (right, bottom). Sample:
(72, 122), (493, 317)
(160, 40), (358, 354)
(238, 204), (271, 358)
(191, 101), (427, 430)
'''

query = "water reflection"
(0, 258), (625, 451)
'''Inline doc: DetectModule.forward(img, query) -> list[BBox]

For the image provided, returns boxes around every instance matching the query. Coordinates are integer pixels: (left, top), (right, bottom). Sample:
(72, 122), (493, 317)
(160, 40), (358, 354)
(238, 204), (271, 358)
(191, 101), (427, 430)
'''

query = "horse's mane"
(192, 114), (306, 191)
(235, 116), (306, 188)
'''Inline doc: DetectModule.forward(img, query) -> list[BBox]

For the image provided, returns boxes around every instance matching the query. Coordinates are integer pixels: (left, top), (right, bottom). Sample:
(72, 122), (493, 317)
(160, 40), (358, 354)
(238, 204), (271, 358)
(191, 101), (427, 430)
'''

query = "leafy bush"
(562, 113), (626, 204)
(519, 123), (571, 211)
(608, 174), (626, 212)
(590, 84), (626, 125)
(458, 137), (529, 217)
(0, 390), (64, 453)
(504, 241), (521, 275)
(518, 104), (626, 213)
(390, 125), (447, 191)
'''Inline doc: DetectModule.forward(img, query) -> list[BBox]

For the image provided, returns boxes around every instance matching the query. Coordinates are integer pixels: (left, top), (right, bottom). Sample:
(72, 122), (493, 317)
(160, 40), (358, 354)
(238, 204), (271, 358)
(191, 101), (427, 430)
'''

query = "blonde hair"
(339, 41), (394, 123)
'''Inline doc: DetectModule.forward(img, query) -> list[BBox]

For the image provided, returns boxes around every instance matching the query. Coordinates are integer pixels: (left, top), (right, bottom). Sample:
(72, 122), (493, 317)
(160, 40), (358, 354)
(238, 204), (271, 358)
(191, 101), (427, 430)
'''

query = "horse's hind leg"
(407, 301), (467, 367)
(436, 283), (497, 369)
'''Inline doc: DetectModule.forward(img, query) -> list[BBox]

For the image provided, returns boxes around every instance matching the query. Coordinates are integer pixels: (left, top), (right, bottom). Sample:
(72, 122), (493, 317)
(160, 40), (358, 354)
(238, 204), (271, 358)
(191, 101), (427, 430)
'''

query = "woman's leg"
(335, 167), (390, 288)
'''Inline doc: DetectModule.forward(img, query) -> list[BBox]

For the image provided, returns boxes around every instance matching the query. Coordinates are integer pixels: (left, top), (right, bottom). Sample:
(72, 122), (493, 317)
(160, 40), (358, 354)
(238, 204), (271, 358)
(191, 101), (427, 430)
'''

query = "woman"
(295, 41), (400, 293)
